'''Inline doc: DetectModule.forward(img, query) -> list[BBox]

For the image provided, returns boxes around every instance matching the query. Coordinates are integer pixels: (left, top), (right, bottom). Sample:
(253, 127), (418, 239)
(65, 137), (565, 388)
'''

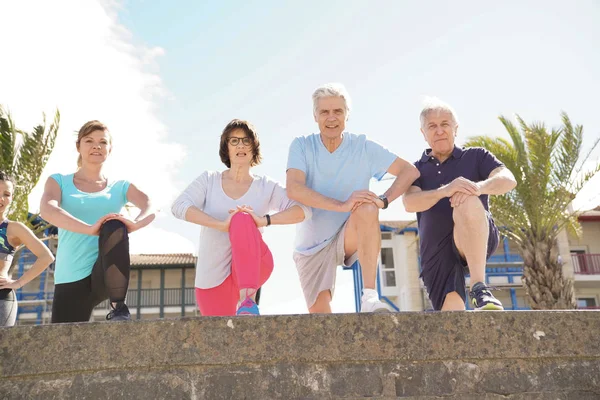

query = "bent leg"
(452, 196), (488, 285)
(229, 212), (274, 301)
(92, 219), (131, 305)
(344, 203), (381, 290)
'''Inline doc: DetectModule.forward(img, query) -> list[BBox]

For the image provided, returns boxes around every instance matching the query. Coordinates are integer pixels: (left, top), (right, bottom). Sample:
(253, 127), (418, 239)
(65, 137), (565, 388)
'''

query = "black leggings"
(51, 220), (130, 323)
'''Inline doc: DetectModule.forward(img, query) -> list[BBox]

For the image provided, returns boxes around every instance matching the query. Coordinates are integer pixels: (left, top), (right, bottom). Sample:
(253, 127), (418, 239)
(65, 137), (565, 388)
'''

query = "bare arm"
(478, 166), (517, 195)
(122, 183), (155, 232)
(270, 205), (305, 225)
(39, 177), (105, 235)
(286, 169), (376, 212)
(239, 204), (306, 228)
(449, 166), (518, 208)
(0, 222), (54, 289)
(286, 168), (344, 211)
(403, 174), (483, 212)
(381, 157), (421, 204)
(402, 185), (447, 212)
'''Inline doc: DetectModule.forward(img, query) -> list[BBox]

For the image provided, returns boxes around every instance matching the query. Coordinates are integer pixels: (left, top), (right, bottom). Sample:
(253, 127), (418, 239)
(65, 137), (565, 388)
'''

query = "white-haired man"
(403, 98), (517, 311)
(286, 83), (419, 313)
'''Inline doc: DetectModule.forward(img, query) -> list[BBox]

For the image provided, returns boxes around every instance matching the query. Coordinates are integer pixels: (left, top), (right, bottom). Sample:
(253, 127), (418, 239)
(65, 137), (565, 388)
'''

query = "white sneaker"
(360, 296), (391, 313)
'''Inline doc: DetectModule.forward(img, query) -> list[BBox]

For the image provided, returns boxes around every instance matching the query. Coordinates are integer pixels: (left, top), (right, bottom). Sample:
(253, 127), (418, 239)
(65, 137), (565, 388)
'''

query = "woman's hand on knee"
(102, 214), (139, 234)
(235, 205), (267, 228)
(218, 207), (242, 232)
(86, 214), (120, 236)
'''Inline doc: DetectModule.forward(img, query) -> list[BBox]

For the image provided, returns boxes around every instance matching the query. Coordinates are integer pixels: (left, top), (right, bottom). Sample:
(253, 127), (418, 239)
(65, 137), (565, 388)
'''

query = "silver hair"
(312, 83), (352, 116)
(419, 97), (459, 129)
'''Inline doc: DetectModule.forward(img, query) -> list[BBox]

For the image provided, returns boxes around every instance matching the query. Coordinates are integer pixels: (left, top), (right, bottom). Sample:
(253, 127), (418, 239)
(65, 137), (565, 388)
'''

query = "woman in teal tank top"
(40, 120), (155, 323)
(0, 171), (55, 326)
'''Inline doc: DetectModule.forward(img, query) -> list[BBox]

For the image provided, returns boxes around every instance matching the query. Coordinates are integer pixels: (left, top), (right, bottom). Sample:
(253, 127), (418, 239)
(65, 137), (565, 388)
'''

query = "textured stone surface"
(1, 311), (599, 399)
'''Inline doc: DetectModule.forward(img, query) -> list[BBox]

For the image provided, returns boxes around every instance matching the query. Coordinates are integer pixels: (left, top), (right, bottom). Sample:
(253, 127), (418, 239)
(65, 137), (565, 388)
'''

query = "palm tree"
(465, 112), (599, 309)
(0, 105), (60, 231)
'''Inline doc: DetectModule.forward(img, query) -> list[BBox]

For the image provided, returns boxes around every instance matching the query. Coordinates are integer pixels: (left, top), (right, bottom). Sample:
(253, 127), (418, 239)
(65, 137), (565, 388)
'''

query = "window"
(577, 297), (597, 308)
(381, 232), (392, 240)
(380, 247), (396, 287)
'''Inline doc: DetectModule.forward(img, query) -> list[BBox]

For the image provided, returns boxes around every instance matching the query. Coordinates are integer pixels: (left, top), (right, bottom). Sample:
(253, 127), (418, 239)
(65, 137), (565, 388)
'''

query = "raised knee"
(101, 219), (127, 234)
(353, 202), (379, 220)
(452, 196), (484, 220)
(230, 212), (253, 226)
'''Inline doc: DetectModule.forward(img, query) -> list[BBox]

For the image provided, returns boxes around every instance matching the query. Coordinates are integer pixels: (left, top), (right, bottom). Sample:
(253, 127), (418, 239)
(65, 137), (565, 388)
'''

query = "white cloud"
(129, 224), (195, 255)
(0, 0), (186, 253)
(572, 160), (600, 212)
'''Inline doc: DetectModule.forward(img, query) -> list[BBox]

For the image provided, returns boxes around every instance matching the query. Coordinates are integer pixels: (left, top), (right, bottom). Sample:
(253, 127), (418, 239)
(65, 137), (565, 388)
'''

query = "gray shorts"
(293, 222), (359, 309)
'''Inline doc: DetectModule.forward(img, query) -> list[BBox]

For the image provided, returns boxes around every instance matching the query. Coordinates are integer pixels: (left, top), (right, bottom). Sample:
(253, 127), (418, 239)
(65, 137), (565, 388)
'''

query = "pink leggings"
(195, 212), (274, 316)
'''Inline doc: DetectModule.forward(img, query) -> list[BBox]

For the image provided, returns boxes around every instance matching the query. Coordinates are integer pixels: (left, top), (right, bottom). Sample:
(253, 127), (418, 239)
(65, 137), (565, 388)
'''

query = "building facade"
(15, 251), (199, 325)
(370, 206), (600, 311)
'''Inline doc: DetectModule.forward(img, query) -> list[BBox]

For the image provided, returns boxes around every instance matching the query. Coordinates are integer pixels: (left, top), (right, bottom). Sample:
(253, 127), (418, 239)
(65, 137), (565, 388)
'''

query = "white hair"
(419, 97), (459, 129)
(312, 83), (352, 116)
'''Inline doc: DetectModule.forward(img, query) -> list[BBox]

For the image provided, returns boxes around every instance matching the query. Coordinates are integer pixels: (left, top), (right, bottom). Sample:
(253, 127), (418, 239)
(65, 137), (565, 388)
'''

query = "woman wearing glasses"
(172, 119), (310, 316)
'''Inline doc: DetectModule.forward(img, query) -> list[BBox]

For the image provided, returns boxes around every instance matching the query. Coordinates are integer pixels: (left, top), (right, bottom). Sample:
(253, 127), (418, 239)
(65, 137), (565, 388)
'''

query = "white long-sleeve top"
(171, 170), (311, 289)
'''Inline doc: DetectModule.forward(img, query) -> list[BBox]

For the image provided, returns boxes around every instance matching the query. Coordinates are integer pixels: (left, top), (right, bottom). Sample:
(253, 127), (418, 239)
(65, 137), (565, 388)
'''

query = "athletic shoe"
(236, 298), (260, 316)
(469, 282), (504, 311)
(360, 296), (391, 313)
(106, 302), (131, 321)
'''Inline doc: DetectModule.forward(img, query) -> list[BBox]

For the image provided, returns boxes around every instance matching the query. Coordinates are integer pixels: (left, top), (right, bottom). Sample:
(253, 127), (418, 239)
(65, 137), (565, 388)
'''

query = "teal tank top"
(51, 173), (130, 284)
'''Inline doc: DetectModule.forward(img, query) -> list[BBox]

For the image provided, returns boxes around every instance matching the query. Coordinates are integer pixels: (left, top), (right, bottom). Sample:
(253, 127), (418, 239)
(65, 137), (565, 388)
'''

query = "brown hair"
(219, 119), (262, 168)
(76, 120), (111, 167)
(0, 170), (15, 186)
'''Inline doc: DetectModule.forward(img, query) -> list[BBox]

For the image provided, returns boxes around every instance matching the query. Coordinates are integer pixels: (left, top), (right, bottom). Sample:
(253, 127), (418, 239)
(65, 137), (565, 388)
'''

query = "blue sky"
(2, 0), (599, 313)
(118, 0), (600, 181)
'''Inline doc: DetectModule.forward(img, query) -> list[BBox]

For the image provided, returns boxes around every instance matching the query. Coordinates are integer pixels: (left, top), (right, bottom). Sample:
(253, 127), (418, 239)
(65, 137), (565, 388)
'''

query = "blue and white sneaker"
(236, 298), (260, 316)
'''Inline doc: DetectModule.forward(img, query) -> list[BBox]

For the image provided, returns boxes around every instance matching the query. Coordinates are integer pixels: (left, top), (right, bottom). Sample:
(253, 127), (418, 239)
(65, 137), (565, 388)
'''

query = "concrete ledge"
(1, 311), (599, 399)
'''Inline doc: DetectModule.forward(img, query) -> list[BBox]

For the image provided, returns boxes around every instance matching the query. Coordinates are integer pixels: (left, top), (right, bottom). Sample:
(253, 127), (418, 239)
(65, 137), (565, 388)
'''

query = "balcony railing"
(571, 254), (600, 275)
(95, 288), (196, 309)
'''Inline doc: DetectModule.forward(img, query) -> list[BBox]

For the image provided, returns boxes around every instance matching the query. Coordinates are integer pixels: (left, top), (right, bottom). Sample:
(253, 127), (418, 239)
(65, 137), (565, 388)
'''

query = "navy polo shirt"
(412, 146), (503, 270)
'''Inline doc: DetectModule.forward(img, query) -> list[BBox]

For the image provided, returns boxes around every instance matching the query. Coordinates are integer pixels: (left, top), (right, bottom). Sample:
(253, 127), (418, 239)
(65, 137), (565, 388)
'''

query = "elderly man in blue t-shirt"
(403, 98), (517, 311)
(286, 83), (419, 313)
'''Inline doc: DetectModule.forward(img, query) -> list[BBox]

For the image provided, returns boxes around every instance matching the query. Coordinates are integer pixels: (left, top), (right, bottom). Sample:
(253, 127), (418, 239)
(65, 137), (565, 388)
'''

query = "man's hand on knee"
(450, 192), (475, 208)
(443, 177), (481, 198)
(341, 190), (378, 213)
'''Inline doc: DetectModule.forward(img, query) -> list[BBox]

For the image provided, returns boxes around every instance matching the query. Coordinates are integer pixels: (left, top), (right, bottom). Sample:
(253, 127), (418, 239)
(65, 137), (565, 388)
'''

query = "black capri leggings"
(51, 220), (130, 323)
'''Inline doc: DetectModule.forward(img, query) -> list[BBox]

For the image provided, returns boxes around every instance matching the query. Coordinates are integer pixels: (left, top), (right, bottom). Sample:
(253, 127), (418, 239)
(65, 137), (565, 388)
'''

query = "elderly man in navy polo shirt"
(403, 99), (517, 311)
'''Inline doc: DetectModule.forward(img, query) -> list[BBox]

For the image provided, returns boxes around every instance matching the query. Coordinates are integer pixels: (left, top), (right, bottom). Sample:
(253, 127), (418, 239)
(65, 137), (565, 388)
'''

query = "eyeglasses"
(228, 136), (253, 146)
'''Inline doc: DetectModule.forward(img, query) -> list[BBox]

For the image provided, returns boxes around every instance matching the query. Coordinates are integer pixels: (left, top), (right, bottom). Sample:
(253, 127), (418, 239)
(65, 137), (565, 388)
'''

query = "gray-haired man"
(286, 83), (419, 313)
(403, 98), (517, 311)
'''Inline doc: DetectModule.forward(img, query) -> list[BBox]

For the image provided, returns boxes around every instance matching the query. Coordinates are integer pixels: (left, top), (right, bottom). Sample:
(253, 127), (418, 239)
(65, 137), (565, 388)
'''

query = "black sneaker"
(469, 282), (504, 311)
(106, 302), (131, 321)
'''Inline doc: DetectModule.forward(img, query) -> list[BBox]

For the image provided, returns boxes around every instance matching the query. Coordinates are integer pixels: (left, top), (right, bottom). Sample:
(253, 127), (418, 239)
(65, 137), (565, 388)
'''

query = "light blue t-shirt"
(286, 132), (396, 255)
(50, 173), (130, 284)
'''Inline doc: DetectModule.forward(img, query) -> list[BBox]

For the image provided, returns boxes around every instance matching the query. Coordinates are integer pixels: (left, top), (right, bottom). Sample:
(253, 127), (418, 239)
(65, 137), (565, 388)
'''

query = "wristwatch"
(378, 195), (389, 209)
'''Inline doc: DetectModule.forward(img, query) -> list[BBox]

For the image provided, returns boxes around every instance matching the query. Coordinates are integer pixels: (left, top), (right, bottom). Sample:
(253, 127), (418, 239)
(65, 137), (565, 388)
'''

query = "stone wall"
(1, 311), (599, 399)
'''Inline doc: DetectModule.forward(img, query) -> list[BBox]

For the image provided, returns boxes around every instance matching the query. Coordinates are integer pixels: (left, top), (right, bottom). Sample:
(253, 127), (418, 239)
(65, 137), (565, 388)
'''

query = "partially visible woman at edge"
(172, 119), (311, 316)
(40, 120), (155, 323)
(0, 171), (54, 326)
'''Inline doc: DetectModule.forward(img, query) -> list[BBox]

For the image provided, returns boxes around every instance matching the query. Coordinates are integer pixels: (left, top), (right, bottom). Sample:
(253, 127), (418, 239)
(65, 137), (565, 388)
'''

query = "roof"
(379, 220), (417, 230)
(131, 253), (197, 267)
